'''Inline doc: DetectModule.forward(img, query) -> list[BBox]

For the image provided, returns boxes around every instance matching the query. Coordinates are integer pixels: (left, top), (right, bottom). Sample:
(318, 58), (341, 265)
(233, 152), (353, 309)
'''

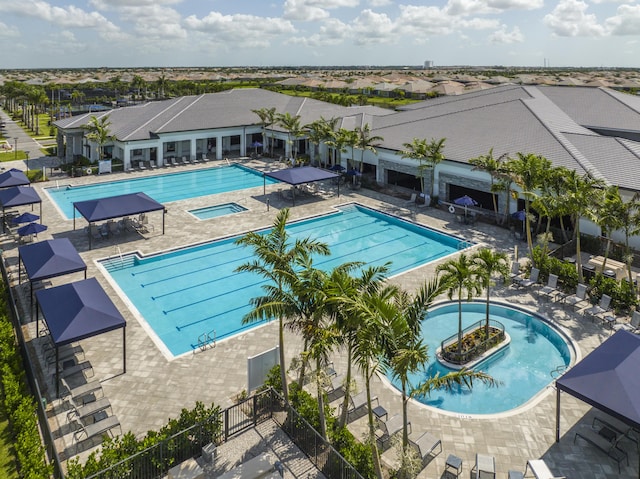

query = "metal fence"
(0, 251), (64, 478)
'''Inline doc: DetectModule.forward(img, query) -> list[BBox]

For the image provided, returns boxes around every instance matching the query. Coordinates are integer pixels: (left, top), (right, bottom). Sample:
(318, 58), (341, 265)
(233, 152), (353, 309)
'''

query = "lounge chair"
(523, 459), (566, 479)
(181, 156), (189, 165)
(583, 294), (612, 321)
(564, 284), (589, 311)
(108, 220), (121, 236)
(473, 453), (495, 479)
(58, 360), (93, 380)
(539, 274), (564, 301)
(44, 343), (84, 367)
(66, 397), (112, 423)
(613, 310), (640, 334)
(517, 267), (539, 289)
(324, 372), (345, 397)
(376, 414), (409, 449)
(405, 193), (417, 205)
(343, 391), (377, 419)
(574, 426), (628, 473)
(149, 160), (157, 169)
(509, 261), (523, 285)
(137, 161), (146, 170)
(72, 414), (121, 445)
(60, 377), (103, 406)
(593, 415), (639, 448)
(409, 431), (442, 463)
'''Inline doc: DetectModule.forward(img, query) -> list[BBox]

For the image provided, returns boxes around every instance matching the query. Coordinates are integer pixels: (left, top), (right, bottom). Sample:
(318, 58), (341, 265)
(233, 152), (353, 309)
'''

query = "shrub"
(588, 274), (638, 313)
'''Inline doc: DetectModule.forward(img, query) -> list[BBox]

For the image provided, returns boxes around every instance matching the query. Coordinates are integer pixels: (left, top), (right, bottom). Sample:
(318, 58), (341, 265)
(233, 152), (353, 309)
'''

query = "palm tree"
(131, 75), (146, 100)
(325, 263), (387, 429)
(508, 153), (551, 260)
(277, 112), (303, 161)
(252, 107), (277, 157)
(424, 138), (446, 197)
(469, 149), (510, 224)
(83, 115), (114, 162)
(156, 73), (168, 99)
(594, 185), (624, 271)
(325, 128), (352, 169)
(401, 138), (429, 195)
(620, 194), (640, 284)
(562, 170), (605, 282)
(472, 248), (509, 337)
(234, 209), (330, 403)
(436, 253), (482, 357)
(304, 116), (337, 167)
(354, 123), (383, 173)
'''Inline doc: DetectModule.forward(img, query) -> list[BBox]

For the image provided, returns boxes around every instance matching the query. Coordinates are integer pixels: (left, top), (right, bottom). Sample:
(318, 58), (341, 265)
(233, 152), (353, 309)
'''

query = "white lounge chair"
(539, 274), (564, 301)
(409, 431), (442, 463)
(324, 373), (345, 397)
(473, 453), (495, 479)
(613, 310), (640, 334)
(405, 193), (417, 205)
(376, 414), (409, 448)
(517, 267), (539, 289)
(343, 391), (377, 418)
(523, 459), (566, 479)
(583, 294), (612, 321)
(564, 283), (589, 310)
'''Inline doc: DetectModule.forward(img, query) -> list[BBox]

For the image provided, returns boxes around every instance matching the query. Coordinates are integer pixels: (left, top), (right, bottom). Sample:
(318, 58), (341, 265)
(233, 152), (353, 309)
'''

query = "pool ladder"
(458, 240), (473, 250)
(197, 330), (216, 353)
(550, 364), (568, 378)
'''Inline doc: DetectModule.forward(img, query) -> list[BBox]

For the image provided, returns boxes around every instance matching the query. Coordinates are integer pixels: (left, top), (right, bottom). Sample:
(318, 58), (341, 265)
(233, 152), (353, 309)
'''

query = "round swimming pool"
(386, 301), (574, 415)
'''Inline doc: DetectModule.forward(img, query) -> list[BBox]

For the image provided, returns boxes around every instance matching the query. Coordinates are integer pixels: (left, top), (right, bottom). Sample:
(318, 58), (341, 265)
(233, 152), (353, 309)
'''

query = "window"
(166, 142), (176, 152)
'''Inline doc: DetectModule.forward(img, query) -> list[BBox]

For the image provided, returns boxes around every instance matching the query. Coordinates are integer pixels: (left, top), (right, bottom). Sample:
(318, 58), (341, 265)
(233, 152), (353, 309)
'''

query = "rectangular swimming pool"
(46, 164), (277, 220)
(189, 203), (248, 220)
(100, 204), (466, 358)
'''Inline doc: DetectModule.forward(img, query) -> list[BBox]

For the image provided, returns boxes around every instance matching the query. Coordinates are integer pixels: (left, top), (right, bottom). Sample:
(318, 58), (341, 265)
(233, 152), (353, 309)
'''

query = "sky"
(0, 0), (638, 69)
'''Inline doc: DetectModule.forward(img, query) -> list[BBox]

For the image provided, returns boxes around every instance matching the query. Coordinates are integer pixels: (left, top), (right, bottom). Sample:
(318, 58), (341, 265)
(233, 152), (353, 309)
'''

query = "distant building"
(424, 61), (434, 69)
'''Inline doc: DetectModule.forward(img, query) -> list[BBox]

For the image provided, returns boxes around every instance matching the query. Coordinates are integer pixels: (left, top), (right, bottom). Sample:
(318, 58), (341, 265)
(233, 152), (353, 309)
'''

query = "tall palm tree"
(277, 112), (303, 161)
(305, 116), (338, 167)
(83, 115), (114, 162)
(594, 185), (624, 271)
(325, 127), (352, 169)
(401, 138), (429, 195)
(561, 170), (605, 282)
(325, 263), (387, 429)
(620, 194), (640, 284)
(508, 153), (551, 260)
(354, 123), (383, 173)
(235, 209), (329, 403)
(252, 107), (277, 157)
(436, 253), (482, 357)
(469, 149), (510, 224)
(472, 248), (509, 337)
(131, 75), (146, 99)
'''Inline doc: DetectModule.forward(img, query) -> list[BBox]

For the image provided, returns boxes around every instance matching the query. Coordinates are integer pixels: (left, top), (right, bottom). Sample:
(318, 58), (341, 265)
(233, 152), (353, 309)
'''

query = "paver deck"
(1, 157), (636, 478)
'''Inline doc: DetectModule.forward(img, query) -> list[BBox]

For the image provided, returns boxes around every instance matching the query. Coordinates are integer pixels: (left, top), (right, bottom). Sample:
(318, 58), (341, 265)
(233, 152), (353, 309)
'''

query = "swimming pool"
(189, 203), (248, 220)
(101, 204), (465, 357)
(46, 164), (276, 219)
(386, 302), (573, 415)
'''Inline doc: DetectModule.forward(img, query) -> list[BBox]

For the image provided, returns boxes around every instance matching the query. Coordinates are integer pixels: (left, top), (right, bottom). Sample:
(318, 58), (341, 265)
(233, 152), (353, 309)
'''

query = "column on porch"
(216, 135), (223, 160)
(190, 138), (197, 161)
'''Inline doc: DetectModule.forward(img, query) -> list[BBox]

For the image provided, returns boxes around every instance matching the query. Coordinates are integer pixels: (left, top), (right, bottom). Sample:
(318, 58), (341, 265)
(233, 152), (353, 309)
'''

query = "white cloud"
(283, 0), (360, 21)
(605, 4), (640, 35)
(184, 12), (296, 48)
(397, 5), (458, 35)
(543, 0), (607, 36)
(118, 4), (187, 40)
(90, 0), (180, 7)
(287, 18), (351, 46)
(489, 24), (524, 43)
(0, 21), (19, 37)
(369, 0), (392, 5)
(446, 0), (543, 16)
(351, 9), (396, 44)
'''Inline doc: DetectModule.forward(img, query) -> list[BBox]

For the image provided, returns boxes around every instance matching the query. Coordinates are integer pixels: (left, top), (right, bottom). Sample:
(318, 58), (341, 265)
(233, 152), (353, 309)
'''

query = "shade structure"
(556, 330), (640, 440)
(345, 169), (362, 176)
(0, 168), (29, 188)
(263, 166), (340, 206)
(12, 212), (40, 224)
(454, 195), (478, 207)
(73, 192), (166, 249)
(35, 277), (126, 397)
(18, 238), (88, 308)
(251, 141), (263, 147)
(329, 164), (345, 171)
(0, 186), (42, 232)
(17, 222), (47, 237)
(511, 210), (526, 221)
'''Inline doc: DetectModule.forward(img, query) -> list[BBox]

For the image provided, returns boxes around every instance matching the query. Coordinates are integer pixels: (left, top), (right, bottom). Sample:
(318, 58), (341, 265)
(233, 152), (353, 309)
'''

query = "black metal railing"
(440, 318), (505, 365)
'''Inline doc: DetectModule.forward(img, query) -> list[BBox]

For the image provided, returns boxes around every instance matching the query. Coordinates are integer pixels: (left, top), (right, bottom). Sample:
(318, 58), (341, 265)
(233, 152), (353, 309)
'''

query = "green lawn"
(0, 150), (27, 163)
(0, 404), (18, 479)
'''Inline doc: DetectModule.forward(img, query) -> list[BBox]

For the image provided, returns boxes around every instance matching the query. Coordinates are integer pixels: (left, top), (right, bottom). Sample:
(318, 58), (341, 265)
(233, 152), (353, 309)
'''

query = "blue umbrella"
(511, 210), (526, 221)
(329, 164), (345, 171)
(17, 222), (47, 237)
(345, 169), (361, 176)
(251, 141), (263, 148)
(454, 195), (478, 207)
(12, 212), (40, 224)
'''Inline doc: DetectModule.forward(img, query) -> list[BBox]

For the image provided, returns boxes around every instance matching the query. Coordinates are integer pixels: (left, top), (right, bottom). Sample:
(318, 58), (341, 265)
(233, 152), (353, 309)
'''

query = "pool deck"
(1, 157), (636, 478)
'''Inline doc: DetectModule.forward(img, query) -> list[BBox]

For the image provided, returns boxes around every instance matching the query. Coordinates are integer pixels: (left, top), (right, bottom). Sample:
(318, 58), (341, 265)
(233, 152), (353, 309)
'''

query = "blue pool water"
(46, 164), (276, 219)
(387, 302), (572, 415)
(189, 203), (248, 220)
(101, 204), (464, 357)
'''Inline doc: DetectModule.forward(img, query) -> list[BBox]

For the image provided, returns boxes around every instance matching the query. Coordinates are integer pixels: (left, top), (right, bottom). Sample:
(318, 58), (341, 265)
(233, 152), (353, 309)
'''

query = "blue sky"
(0, 0), (638, 68)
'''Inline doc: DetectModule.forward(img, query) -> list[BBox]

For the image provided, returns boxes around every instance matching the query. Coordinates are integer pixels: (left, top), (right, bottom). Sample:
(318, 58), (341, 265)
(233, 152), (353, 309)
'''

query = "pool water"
(386, 302), (572, 415)
(46, 164), (276, 220)
(189, 203), (248, 220)
(101, 204), (465, 357)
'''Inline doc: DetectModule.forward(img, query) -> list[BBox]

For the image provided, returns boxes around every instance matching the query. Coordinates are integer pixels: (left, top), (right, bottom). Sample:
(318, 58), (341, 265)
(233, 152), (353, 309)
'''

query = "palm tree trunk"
(485, 289), (490, 337)
(315, 357), (327, 439)
(365, 370), (383, 479)
(457, 294), (463, 356)
(297, 338), (309, 387)
(338, 347), (353, 429)
(278, 317), (289, 403)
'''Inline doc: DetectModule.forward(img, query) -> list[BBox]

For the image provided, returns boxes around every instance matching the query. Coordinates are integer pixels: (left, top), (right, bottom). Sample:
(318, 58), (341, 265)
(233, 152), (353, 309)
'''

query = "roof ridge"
(154, 95), (206, 134)
(522, 86), (606, 182)
(121, 97), (188, 141)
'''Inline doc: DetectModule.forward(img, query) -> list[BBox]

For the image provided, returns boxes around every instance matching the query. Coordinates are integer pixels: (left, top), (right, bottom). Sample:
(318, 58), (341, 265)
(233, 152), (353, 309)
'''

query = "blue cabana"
(18, 238), (87, 308)
(263, 166), (340, 205)
(73, 192), (166, 249)
(0, 168), (29, 188)
(35, 277), (126, 397)
(0, 186), (42, 232)
(556, 330), (640, 439)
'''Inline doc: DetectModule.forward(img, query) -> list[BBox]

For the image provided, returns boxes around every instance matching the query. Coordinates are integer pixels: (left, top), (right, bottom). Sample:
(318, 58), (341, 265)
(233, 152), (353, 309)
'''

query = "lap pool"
(100, 204), (466, 357)
(46, 164), (277, 220)
(386, 302), (573, 415)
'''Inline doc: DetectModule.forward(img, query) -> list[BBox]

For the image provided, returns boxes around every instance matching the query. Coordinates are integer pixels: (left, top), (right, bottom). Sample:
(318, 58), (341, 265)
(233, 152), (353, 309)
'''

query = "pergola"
(73, 192), (166, 249)
(18, 238), (87, 309)
(35, 278), (126, 397)
(0, 186), (42, 232)
(0, 168), (30, 188)
(263, 166), (340, 206)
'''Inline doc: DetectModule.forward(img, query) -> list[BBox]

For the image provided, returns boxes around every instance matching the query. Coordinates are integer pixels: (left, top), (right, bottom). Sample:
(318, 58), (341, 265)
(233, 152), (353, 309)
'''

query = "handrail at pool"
(440, 319), (506, 365)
